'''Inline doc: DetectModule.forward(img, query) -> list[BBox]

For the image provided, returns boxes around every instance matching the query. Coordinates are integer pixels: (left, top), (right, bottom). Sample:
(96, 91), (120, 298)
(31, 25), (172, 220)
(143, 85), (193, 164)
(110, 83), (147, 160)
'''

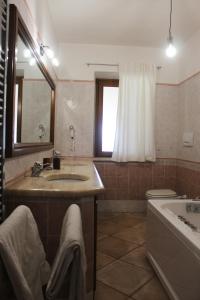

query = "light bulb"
(41, 55), (46, 64)
(29, 57), (36, 66)
(166, 42), (177, 58)
(15, 48), (18, 61)
(46, 48), (54, 59)
(52, 57), (59, 66)
(23, 49), (31, 58)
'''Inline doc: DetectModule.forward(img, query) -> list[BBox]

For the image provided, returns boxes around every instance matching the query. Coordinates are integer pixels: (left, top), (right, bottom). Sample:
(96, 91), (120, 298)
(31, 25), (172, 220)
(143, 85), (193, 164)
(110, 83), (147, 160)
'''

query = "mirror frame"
(6, 4), (55, 158)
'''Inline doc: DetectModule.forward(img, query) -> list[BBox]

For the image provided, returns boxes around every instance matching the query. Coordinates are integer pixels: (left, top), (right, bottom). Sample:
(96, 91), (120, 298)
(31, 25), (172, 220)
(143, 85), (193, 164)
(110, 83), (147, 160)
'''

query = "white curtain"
(112, 63), (156, 162)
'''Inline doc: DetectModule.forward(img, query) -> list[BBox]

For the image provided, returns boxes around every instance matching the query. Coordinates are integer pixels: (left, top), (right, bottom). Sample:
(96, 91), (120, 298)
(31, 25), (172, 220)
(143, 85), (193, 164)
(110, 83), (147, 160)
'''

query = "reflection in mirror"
(14, 35), (52, 144)
(6, 4), (55, 157)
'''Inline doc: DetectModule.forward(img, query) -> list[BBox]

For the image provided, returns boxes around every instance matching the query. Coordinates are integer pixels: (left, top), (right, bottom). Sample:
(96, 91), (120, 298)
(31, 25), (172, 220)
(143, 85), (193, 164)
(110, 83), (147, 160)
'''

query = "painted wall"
(178, 28), (200, 83)
(58, 43), (179, 84)
(9, 0), (58, 80)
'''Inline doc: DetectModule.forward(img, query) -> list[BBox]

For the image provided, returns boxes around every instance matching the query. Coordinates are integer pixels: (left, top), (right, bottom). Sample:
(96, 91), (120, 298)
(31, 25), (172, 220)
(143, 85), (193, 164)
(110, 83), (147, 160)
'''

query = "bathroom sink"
(65, 163), (86, 167)
(45, 173), (89, 182)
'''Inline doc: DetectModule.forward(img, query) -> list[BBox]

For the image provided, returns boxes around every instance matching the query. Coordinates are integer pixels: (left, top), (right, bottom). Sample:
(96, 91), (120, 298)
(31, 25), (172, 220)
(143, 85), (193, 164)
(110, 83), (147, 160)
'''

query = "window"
(95, 79), (119, 157)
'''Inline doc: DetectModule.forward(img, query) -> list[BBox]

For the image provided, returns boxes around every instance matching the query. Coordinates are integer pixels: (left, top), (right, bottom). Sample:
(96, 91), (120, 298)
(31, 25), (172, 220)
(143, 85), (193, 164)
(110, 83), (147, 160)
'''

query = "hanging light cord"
(166, 0), (177, 57)
(169, 0), (172, 39)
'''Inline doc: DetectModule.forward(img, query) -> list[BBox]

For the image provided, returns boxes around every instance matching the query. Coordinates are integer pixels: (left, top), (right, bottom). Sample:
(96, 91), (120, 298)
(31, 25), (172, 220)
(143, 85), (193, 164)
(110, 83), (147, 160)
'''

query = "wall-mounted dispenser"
(69, 125), (76, 154)
(183, 132), (194, 147)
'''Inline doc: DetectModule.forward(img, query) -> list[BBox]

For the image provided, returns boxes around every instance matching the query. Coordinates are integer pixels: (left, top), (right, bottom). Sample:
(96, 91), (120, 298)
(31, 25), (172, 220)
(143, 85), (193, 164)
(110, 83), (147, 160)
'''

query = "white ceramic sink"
(65, 163), (86, 166)
(45, 173), (89, 182)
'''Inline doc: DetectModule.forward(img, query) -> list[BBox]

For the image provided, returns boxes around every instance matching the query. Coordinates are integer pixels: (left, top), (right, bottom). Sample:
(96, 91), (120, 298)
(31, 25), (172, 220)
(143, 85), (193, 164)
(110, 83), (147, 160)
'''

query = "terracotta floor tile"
(113, 227), (146, 245)
(98, 212), (120, 222)
(120, 246), (152, 271)
(133, 222), (146, 233)
(98, 221), (121, 235)
(95, 281), (127, 300)
(132, 213), (147, 219)
(97, 232), (108, 241)
(97, 260), (153, 296)
(98, 236), (138, 258)
(111, 213), (144, 228)
(96, 252), (115, 270)
(132, 277), (170, 300)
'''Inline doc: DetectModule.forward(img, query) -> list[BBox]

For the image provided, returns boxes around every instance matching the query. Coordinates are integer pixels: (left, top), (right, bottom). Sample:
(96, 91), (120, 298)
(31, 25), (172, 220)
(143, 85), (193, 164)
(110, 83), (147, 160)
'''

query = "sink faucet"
(31, 162), (43, 177)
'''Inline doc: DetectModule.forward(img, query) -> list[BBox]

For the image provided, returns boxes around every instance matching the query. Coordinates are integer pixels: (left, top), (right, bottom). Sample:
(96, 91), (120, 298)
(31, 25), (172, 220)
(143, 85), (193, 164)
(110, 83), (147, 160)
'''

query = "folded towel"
(0, 205), (51, 300)
(46, 204), (87, 300)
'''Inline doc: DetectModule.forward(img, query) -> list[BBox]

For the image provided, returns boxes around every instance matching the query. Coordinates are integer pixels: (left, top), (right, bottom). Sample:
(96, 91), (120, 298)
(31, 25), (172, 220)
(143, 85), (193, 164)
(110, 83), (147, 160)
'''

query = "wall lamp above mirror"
(39, 44), (60, 67)
(6, 4), (56, 157)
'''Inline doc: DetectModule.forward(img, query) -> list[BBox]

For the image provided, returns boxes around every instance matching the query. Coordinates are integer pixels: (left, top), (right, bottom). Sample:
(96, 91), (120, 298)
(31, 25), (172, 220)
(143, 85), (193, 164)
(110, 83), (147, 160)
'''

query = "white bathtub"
(147, 199), (200, 300)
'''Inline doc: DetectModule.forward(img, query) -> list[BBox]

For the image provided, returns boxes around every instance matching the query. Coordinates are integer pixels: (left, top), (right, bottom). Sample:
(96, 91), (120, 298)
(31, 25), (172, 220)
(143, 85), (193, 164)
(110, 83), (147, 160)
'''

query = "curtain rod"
(86, 63), (162, 70)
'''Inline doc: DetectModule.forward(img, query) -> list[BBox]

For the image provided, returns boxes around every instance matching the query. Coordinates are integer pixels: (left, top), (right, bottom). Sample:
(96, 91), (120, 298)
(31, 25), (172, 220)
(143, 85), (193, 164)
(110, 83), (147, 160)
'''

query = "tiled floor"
(95, 212), (170, 300)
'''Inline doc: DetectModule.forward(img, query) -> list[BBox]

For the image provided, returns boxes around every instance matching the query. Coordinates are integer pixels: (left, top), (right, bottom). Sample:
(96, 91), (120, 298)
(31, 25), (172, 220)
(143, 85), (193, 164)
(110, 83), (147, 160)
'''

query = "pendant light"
(166, 0), (177, 58)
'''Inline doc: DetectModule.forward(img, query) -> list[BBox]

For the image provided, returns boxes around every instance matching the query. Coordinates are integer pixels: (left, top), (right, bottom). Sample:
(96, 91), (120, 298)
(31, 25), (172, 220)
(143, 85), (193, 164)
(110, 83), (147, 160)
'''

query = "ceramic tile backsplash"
(54, 81), (95, 157)
(155, 84), (178, 158)
(5, 150), (53, 183)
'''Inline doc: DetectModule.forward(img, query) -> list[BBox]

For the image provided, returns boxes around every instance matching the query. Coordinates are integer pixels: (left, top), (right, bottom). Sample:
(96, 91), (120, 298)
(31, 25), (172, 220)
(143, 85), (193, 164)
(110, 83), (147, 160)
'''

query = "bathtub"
(147, 199), (200, 300)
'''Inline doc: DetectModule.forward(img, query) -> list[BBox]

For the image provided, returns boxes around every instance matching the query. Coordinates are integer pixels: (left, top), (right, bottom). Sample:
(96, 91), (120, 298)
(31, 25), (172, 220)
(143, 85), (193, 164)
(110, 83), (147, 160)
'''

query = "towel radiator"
(0, 0), (7, 223)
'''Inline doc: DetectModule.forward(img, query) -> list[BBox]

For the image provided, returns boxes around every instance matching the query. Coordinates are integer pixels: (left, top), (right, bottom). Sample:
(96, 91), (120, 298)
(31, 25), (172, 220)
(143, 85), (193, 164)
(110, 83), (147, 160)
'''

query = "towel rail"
(0, 0), (7, 223)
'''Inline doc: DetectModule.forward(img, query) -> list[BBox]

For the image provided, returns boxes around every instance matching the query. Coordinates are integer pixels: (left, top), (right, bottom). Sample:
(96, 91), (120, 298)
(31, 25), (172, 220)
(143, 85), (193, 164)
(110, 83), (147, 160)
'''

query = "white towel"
(0, 205), (51, 300)
(46, 204), (87, 300)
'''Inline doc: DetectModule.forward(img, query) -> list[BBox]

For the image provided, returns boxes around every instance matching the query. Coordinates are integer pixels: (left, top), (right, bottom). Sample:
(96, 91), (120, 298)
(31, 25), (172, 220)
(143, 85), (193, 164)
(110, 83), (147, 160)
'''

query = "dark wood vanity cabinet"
(5, 195), (97, 298)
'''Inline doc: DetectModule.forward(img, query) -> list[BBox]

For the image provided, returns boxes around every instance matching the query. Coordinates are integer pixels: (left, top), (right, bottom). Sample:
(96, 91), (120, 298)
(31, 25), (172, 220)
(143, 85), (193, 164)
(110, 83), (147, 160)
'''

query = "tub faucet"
(31, 162), (43, 177)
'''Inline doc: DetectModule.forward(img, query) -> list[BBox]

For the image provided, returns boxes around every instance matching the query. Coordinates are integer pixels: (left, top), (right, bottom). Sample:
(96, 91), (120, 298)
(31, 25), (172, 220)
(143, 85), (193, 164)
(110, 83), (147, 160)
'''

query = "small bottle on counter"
(53, 150), (61, 170)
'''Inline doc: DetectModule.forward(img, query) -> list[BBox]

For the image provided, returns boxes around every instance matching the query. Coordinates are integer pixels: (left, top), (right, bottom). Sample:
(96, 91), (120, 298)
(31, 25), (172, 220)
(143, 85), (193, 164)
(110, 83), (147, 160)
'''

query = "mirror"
(6, 4), (55, 157)
(15, 36), (52, 144)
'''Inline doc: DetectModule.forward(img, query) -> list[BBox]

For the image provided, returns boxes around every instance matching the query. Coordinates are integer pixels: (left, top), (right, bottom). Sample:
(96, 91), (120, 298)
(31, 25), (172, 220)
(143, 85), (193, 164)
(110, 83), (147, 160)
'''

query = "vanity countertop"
(5, 160), (105, 198)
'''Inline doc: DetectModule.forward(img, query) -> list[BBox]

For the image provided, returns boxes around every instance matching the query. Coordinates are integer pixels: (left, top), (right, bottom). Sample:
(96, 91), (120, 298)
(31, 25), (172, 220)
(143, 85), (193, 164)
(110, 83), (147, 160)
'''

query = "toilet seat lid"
(146, 189), (177, 198)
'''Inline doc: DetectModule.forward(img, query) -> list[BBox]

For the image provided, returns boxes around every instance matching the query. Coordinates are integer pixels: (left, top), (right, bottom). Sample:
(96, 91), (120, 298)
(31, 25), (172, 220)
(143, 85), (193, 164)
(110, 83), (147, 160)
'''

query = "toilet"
(146, 189), (177, 200)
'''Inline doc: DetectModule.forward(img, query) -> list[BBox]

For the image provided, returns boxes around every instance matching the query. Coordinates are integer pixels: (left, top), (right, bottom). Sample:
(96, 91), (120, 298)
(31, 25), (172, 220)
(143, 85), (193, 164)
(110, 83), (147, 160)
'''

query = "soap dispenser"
(53, 150), (61, 170)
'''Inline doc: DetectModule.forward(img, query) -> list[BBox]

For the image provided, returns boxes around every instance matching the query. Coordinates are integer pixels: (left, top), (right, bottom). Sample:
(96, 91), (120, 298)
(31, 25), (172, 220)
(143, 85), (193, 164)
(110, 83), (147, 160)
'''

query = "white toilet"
(146, 189), (177, 200)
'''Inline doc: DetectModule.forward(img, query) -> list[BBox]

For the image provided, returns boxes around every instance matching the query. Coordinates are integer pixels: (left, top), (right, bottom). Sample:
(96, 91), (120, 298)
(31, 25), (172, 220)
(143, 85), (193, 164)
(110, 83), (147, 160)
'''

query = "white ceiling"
(47, 0), (200, 47)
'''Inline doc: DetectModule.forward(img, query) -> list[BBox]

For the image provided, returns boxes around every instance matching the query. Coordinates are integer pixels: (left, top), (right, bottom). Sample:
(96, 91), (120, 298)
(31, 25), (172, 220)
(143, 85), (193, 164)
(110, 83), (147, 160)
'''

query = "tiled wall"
(176, 161), (200, 199)
(94, 71), (200, 208)
(175, 72), (200, 198)
(5, 150), (52, 183)
(95, 160), (176, 201)
(22, 80), (51, 143)
(55, 81), (178, 159)
(95, 160), (200, 211)
(177, 72), (200, 162)
(54, 81), (95, 156)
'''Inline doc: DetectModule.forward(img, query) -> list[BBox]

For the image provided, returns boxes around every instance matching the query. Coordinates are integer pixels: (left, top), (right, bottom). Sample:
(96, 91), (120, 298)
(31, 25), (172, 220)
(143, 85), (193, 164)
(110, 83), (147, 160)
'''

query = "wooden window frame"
(95, 79), (119, 157)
